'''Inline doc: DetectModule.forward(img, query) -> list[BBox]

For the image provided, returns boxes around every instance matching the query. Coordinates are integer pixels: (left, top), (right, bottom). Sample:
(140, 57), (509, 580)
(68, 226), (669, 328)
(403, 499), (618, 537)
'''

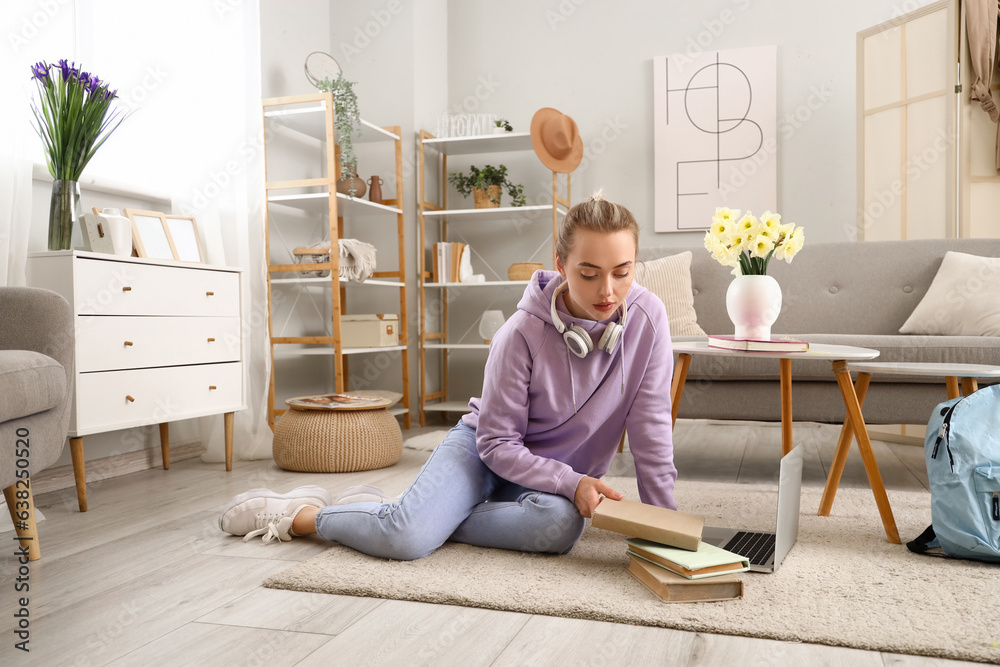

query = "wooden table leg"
(224, 412), (234, 472)
(946, 376), (960, 400)
(4, 482), (40, 560)
(69, 437), (87, 512)
(159, 423), (170, 470)
(780, 358), (793, 456)
(961, 377), (978, 396)
(832, 360), (900, 544)
(819, 372), (871, 516)
(670, 353), (692, 429)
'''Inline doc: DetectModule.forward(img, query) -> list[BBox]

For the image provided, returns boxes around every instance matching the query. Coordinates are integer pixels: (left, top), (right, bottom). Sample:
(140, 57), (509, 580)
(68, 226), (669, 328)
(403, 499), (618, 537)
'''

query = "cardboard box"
(341, 314), (399, 348)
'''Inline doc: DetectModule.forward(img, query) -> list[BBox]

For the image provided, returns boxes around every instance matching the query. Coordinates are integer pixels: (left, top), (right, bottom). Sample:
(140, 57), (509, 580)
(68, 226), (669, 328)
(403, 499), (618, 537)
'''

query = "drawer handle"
(206, 291), (215, 296)
(122, 286), (132, 292)
(209, 385), (217, 390)
(207, 337), (216, 343)
(126, 395), (135, 403)
(124, 341), (134, 347)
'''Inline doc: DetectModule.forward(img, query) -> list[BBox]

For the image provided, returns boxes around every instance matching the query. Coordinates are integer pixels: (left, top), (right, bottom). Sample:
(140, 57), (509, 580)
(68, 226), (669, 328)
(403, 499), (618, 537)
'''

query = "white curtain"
(12, 0), (274, 460)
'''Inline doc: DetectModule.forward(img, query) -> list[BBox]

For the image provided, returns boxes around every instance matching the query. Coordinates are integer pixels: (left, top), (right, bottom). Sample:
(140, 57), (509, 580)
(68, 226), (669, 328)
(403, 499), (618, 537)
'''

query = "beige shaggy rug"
(264, 477), (1000, 664)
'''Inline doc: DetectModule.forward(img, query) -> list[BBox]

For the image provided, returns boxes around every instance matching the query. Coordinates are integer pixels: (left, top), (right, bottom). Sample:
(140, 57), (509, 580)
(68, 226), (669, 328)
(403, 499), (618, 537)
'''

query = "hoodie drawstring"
(566, 343), (578, 414)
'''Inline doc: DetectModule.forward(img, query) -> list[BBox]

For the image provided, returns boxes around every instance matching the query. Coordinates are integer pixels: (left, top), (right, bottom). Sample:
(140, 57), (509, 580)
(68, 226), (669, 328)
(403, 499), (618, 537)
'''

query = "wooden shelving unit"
(263, 92), (409, 429)
(417, 130), (572, 426)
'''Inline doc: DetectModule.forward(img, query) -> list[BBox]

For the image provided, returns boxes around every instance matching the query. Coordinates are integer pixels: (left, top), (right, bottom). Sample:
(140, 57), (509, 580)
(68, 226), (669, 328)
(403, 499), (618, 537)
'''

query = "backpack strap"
(907, 525), (949, 558)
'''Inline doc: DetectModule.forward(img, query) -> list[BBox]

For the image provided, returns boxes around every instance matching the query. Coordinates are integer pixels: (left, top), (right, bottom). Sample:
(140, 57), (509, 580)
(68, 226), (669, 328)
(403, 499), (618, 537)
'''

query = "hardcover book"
(626, 554), (744, 603)
(591, 498), (704, 551)
(707, 335), (810, 352)
(625, 537), (750, 579)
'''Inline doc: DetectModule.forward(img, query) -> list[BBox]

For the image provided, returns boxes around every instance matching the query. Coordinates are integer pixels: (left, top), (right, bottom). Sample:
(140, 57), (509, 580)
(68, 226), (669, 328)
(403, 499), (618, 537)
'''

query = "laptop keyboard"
(723, 531), (776, 566)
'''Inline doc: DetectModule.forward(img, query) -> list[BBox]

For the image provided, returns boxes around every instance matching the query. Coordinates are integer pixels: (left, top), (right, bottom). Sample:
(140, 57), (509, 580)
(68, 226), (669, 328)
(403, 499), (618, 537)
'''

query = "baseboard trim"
(29, 441), (206, 497)
(862, 432), (924, 447)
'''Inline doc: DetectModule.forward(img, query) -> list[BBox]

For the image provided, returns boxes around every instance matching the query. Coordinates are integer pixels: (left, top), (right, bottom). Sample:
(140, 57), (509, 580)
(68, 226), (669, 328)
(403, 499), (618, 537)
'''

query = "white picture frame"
(123, 209), (178, 261)
(164, 215), (205, 263)
(653, 46), (777, 233)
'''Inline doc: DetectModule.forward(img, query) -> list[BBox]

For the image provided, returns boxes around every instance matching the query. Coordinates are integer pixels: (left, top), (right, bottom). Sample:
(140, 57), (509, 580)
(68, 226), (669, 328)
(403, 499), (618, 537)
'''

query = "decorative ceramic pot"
(336, 167), (367, 198)
(48, 180), (81, 251)
(726, 274), (782, 340)
(99, 208), (134, 256)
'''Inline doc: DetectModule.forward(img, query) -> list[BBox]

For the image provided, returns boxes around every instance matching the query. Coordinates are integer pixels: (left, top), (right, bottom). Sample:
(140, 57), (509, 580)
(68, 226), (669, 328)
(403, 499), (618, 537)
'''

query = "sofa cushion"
(635, 251), (706, 336)
(0, 350), (66, 422)
(674, 334), (1000, 383)
(899, 251), (1000, 336)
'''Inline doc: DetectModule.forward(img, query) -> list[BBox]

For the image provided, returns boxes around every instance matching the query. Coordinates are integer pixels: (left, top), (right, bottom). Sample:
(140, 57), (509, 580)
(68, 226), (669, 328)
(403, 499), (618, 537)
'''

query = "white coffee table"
(819, 361), (1000, 524)
(670, 340), (905, 543)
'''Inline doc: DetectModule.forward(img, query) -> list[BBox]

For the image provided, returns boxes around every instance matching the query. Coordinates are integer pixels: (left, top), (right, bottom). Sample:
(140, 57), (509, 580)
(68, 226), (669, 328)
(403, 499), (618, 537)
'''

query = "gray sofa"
(1, 287), (74, 560)
(641, 238), (1000, 425)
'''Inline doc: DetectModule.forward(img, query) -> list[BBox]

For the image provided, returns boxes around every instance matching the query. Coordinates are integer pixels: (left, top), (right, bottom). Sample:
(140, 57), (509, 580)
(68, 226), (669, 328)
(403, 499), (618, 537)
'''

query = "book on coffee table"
(626, 554), (744, 603)
(625, 537), (750, 579)
(591, 498), (704, 551)
(708, 335), (810, 352)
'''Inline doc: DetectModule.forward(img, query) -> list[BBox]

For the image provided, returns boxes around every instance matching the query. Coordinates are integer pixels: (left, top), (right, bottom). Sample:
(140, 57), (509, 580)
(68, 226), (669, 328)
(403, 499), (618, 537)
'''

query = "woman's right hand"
(574, 476), (623, 518)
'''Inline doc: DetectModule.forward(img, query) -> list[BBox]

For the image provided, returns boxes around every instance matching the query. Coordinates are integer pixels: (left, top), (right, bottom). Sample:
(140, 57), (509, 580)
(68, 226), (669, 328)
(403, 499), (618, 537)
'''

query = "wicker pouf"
(273, 399), (402, 473)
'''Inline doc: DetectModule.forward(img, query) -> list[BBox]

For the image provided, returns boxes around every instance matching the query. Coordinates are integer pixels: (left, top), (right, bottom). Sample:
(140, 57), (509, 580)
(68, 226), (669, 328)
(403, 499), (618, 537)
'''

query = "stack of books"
(592, 498), (747, 603)
(432, 242), (467, 283)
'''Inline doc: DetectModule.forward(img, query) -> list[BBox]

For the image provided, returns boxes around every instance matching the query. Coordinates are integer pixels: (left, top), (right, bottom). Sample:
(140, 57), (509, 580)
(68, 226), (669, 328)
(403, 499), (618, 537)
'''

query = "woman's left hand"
(573, 476), (623, 518)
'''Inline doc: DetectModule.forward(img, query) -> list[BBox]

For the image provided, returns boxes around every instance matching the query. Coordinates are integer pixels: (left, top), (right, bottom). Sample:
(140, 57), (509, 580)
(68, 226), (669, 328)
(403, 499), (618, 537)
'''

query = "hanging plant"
(316, 75), (361, 181)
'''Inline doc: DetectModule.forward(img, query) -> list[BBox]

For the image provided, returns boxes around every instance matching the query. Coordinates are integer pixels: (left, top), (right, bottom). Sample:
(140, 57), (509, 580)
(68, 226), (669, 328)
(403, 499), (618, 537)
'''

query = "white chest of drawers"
(27, 251), (246, 511)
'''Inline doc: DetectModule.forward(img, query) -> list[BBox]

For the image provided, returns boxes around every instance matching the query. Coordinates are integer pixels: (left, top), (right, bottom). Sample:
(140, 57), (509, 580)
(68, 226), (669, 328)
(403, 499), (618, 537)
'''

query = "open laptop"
(700, 445), (804, 573)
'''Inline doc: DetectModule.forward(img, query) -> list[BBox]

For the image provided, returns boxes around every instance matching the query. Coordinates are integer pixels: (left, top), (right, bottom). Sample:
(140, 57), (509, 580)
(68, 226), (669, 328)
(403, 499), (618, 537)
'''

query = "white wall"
(446, 0), (939, 250)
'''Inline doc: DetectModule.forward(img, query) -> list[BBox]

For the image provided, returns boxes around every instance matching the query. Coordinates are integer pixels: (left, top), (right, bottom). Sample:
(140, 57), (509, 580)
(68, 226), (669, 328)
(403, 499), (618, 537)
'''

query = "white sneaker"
(333, 484), (401, 505)
(219, 485), (332, 544)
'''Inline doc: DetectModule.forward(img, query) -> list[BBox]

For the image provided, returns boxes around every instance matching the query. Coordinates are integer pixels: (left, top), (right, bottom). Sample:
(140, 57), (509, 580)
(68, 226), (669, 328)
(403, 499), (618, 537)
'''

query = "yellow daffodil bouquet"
(703, 208), (805, 275)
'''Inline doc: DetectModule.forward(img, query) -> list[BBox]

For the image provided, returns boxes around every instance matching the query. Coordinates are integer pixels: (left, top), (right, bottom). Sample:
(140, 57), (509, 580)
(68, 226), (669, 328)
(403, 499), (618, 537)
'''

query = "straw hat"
(530, 108), (584, 173)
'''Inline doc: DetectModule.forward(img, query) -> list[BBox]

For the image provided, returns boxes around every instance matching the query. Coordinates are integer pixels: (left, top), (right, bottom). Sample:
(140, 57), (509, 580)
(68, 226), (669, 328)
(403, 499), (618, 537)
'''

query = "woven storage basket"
(272, 406), (402, 473)
(473, 185), (501, 209)
(507, 262), (544, 281)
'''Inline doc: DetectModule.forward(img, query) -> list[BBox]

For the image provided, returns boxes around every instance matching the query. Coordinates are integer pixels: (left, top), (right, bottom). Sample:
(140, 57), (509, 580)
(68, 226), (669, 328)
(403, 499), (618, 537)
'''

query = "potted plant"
(30, 60), (127, 250)
(448, 165), (526, 208)
(493, 118), (513, 134)
(316, 75), (363, 196)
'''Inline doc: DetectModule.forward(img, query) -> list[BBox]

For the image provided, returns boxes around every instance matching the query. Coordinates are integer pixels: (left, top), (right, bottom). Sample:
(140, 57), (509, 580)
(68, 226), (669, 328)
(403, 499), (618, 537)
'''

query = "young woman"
(220, 192), (677, 559)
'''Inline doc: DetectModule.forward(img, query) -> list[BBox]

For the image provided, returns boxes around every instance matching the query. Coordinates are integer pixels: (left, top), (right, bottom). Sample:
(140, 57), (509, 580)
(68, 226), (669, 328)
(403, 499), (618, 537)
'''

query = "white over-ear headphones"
(550, 279), (627, 358)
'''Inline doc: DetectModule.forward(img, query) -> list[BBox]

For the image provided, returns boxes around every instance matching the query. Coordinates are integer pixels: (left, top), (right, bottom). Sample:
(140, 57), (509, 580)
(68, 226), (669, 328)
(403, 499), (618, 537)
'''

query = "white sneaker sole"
(219, 485), (332, 531)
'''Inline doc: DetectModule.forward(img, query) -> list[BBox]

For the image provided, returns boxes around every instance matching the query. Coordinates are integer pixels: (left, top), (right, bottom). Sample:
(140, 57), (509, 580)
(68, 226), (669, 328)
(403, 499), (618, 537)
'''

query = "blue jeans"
(314, 422), (586, 561)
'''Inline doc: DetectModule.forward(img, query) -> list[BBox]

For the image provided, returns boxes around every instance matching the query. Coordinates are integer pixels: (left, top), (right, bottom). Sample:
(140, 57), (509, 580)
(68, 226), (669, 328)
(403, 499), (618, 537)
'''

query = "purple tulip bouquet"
(29, 60), (127, 249)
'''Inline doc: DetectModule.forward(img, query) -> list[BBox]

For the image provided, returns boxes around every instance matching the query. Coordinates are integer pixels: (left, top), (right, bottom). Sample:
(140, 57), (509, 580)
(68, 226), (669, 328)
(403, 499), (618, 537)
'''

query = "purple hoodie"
(462, 270), (677, 509)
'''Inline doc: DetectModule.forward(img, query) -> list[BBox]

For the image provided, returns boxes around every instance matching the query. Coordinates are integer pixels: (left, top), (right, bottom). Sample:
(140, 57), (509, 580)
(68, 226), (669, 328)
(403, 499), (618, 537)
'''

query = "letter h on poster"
(653, 46), (777, 233)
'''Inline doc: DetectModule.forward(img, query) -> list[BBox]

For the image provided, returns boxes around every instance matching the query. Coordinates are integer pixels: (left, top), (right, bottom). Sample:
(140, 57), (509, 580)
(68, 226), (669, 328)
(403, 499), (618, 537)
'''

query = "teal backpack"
(907, 384), (1000, 563)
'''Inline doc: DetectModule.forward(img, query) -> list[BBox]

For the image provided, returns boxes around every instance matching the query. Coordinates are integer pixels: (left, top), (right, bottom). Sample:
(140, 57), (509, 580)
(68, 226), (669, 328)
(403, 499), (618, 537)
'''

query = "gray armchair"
(0, 287), (74, 560)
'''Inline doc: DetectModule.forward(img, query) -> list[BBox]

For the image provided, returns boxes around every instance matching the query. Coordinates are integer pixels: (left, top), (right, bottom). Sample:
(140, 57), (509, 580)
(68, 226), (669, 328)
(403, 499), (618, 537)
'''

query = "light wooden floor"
(0, 419), (978, 666)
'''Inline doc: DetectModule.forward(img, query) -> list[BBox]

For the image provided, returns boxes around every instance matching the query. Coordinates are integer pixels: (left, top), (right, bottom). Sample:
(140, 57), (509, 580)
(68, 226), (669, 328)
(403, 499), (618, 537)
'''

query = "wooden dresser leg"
(4, 481), (40, 560)
(224, 412), (234, 472)
(159, 423), (170, 470)
(69, 437), (87, 512)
